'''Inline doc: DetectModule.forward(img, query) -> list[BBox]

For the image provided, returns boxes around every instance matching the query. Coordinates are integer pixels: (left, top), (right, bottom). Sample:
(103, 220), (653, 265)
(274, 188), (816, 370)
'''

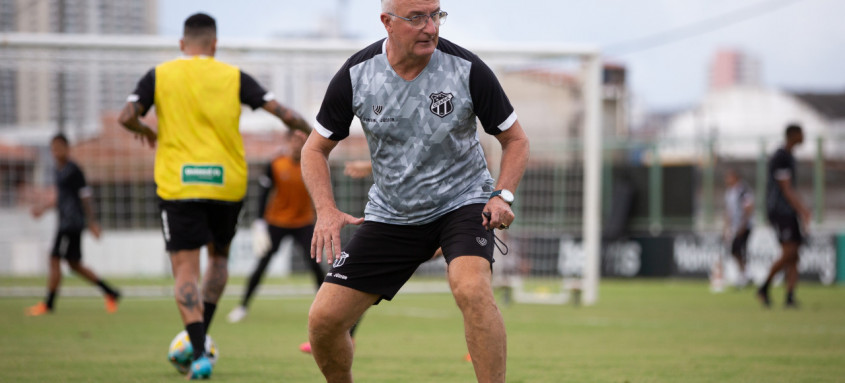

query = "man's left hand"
(89, 222), (102, 240)
(482, 197), (514, 230)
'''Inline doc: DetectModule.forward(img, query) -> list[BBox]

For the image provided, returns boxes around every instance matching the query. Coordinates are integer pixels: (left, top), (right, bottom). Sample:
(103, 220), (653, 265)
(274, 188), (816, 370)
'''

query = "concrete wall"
(0, 208), (295, 277)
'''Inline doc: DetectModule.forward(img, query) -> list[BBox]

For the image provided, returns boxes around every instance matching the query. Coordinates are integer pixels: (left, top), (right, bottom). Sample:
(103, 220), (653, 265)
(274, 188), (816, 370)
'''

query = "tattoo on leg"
(202, 259), (228, 303)
(177, 282), (200, 311)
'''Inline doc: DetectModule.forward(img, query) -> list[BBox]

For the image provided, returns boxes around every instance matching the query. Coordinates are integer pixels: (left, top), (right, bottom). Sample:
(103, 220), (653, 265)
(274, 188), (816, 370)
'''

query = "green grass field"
(2, 279), (844, 382)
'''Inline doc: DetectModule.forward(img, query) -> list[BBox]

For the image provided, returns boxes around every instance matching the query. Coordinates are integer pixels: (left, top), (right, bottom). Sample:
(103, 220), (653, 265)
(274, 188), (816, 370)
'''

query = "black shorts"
(50, 229), (83, 262)
(324, 203), (494, 304)
(729, 228), (751, 261)
(159, 199), (243, 252)
(266, 224), (314, 258)
(769, 214), (805, 245)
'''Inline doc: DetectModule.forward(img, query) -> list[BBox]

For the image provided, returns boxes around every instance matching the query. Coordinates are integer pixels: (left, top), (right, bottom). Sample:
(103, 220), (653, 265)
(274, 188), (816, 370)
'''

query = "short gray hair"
(381, 0), (394, 13)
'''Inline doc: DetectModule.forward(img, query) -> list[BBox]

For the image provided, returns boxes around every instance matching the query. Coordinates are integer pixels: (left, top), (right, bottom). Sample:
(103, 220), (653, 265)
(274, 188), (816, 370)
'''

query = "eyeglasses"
(387, 11), (448, 29)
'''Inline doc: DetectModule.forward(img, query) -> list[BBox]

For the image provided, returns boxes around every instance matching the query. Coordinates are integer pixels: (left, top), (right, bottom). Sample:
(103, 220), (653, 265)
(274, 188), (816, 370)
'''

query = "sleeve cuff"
(263, 92), (276, 102)
(79, 187), (93, 198)
(126, 94), (139, 103)
(497, 111), (518, 132)
(314, 122), (334, 139)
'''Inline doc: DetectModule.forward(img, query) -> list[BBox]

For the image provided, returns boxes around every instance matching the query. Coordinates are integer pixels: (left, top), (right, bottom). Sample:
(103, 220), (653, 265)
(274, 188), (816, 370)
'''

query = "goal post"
(581, 53), (603, 306)
(469, 42), (603, 306)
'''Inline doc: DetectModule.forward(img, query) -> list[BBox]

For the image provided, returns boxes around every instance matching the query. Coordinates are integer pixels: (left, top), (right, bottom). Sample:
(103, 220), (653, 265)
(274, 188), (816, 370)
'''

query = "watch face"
(501, 189), (514, 203)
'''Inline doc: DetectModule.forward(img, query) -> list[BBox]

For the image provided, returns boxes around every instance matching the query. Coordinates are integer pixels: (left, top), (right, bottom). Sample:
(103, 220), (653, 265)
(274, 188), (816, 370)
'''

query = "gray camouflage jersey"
(316, 38), (517, 224)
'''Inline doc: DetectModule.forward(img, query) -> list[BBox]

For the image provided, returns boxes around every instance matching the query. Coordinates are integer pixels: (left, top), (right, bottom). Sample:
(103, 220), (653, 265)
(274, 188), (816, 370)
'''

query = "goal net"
(0, 33), (602, 304)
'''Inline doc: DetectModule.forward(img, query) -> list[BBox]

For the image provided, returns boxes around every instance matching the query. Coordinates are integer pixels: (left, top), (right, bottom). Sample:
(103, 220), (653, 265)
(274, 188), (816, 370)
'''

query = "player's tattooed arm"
(262, 100), (312, 134)
(118, 102), (157, 148)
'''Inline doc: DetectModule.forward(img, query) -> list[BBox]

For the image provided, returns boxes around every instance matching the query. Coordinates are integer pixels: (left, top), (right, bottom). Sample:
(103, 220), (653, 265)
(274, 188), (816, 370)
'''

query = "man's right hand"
(132, 126), (157, 148)
(311, 208), (364, 264)
(799, 208), (812, 229)
(343, 160), (373, 179)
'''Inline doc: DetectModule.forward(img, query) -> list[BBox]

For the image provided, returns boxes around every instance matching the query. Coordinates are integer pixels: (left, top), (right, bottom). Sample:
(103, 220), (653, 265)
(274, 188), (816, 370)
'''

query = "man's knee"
(309, 294), (352, 331)
(67, 260), (82, 271)
(207, 254), (229, 269)
(783, 242), (800, 263)
(309, 285), (373, 337)
(208, 242), (231, 258)
(454, 286), (495, 313)
(450, 274), (495, 310)
(308, 308), (339, 338)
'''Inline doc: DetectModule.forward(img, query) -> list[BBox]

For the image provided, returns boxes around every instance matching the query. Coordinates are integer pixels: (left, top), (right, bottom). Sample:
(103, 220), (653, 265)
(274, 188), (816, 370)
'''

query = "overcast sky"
(159, 0), (845, 111)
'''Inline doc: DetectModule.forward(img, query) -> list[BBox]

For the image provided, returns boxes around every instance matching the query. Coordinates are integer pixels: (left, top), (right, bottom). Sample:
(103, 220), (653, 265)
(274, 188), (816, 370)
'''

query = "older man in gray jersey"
(301, 0), (529, 381)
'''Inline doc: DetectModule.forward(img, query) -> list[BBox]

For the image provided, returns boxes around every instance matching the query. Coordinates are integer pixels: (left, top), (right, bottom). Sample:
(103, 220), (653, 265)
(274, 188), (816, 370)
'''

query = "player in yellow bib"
(118, 13), (311, 379)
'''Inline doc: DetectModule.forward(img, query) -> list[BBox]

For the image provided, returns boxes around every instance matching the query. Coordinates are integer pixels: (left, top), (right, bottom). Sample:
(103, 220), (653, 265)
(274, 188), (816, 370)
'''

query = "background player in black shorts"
(721, 168), (754, 288)
(26, 133), (120, 316)
(757, 124), (809, 308)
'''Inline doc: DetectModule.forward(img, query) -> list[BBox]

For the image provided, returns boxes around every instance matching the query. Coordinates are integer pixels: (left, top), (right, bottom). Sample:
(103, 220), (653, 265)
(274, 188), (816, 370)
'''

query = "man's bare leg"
(66, 260), (100, 283)
(758, 242), (799, 307)
(202, 243), (229, 330)
(202, 243), (229, 304)
(448, 256), (506, 383)
(48, 257), (62, 292)
(308, 283), (377, 383)
(783, 242), (800, 306)
(170, 250), (203, 325)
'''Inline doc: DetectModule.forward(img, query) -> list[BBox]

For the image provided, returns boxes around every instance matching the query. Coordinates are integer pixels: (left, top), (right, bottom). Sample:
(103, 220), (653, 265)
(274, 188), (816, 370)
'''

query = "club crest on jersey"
(372, 105), (384, 115)
(429, 92), (454, 118)
(333, 251), (350, 268)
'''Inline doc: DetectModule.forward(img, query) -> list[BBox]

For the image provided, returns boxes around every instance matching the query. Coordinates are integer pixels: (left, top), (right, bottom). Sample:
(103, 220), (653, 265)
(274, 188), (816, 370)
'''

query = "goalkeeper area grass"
(1, 278), (844, 382)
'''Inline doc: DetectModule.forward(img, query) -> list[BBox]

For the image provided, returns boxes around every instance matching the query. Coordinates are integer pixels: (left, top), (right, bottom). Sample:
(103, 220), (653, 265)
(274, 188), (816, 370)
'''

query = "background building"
(0, 0), (157, 144)
(708, 48), (761, 92)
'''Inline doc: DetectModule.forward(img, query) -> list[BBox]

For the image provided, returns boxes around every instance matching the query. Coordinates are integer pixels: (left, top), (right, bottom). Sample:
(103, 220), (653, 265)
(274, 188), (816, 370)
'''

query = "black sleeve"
(71, 163), (89, 197)
(256, 163), (275, 218)
(315, 65), (355, 141)
(240, 71), (270, 110)
(771, 150), (792, 180)
(469, 57), (515, 135)
(129, 68), (155, 116)
(76, 166), (87, 189)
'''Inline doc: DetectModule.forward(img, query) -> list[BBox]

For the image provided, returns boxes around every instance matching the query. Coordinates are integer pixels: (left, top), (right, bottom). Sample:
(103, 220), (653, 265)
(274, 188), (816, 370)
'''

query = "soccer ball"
(167, 330), (219, 374)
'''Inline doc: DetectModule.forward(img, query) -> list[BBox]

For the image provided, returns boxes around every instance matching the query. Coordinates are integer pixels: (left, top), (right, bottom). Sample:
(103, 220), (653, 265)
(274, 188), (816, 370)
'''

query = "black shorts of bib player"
(158, 198), (243, 253)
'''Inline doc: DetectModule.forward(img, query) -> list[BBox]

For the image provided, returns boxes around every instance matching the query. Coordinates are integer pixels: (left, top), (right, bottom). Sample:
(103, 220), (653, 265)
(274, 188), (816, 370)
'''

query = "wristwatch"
(489, 189), (514, 205)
